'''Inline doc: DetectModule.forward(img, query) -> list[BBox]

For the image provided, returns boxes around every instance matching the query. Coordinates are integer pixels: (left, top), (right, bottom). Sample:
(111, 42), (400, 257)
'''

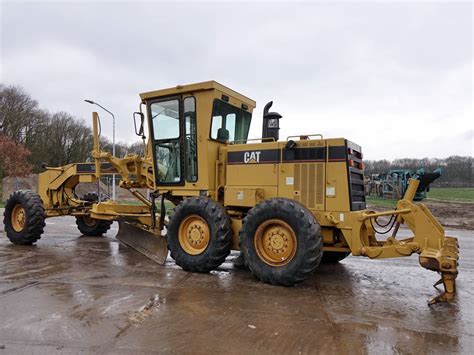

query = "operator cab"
(137, 81), (256, 192)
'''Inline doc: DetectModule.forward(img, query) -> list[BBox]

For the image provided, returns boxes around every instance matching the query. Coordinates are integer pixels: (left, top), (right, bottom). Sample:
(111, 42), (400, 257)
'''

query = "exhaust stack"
(262, 101), (282, 142)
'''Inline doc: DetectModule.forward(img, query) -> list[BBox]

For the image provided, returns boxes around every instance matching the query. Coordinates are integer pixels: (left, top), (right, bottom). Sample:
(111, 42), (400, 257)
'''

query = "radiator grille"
(346, 140), (366, 211)
(294, 163), (324, 209)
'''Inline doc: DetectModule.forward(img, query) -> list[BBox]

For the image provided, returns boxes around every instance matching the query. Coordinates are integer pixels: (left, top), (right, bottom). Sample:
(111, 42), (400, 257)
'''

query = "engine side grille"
(294, 162), (324, 209)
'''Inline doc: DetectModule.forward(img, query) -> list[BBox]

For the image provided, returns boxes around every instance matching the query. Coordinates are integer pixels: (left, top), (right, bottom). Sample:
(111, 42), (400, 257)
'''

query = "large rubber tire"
(240, 198), (323, 286)
(76, 216), (112, 236)
(75, 192), (112, 236)
(167, 197), (232, 273)
(3, 190), (45, 245)
(321, 251), (350, 264)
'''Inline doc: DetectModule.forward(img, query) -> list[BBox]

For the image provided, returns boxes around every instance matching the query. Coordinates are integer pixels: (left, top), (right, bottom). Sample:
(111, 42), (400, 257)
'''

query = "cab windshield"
(210, 99), (251, 143)
(151, 99), (179, 140)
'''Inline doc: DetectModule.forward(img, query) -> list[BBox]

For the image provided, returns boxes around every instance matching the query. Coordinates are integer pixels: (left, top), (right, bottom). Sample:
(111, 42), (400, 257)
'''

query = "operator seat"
(217, 128), (229, 142)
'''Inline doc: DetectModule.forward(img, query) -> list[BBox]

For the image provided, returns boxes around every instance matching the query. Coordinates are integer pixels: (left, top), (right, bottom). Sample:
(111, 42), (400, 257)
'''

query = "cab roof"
(139, 81), (256, 108)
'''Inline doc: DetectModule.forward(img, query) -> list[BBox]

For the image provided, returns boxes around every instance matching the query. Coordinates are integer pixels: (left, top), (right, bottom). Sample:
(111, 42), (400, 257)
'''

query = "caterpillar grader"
(3, 81), (459, 304)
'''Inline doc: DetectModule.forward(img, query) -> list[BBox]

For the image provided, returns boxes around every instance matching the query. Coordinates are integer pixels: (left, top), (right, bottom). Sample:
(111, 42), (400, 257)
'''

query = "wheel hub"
(178, 215), (210, 255)
(83, 215), (97, 227)
(254, 219), (297, 266)
(268, 229), (286, 250)
(11, 204), (26, 232)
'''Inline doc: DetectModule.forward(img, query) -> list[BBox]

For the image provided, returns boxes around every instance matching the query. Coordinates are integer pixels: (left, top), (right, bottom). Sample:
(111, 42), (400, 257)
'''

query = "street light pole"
(84, 99), (116, 202)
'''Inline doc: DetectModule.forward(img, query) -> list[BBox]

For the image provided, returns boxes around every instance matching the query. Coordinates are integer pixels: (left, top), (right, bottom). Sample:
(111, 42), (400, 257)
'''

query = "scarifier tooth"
(433, 278), (443, 289)
(428, 294), (451, 306)
(428, 272), (457, 305)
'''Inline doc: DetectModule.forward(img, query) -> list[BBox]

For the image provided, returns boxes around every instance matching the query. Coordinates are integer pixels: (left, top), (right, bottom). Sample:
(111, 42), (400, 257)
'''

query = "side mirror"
(133, 112), (145, 138)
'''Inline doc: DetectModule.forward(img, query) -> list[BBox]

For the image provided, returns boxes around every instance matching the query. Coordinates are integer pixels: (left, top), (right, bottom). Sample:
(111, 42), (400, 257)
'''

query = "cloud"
(1, 1), (472, 160)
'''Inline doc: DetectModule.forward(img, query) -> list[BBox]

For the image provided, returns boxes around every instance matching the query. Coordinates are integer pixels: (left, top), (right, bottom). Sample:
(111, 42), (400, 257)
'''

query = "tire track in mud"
(0, 281), (38, 299)
(96, 273), (193, 353)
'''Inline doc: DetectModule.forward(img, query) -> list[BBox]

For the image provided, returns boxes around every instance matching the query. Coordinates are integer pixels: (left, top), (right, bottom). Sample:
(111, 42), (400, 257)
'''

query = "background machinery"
(367, 168), (442, 201)
(3, 81), (459, 304)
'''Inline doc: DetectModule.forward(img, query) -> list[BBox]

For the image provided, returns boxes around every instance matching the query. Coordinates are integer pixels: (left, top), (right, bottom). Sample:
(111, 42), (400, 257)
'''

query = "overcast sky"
(1, 0), (472, 160)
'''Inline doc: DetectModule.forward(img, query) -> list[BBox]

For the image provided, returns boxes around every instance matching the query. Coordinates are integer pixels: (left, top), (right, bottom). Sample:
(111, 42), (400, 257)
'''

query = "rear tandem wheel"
(240, 198), (323, 286)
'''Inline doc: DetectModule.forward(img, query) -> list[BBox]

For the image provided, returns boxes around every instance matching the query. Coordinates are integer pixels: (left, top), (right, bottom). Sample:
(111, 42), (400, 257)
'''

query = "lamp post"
(84, 99), (116, 201)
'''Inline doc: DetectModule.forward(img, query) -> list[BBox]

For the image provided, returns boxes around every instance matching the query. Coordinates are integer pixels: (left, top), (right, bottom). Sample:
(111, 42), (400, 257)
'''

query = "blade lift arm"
(92, 111), (156, 190)
(90, 111), (170, 262)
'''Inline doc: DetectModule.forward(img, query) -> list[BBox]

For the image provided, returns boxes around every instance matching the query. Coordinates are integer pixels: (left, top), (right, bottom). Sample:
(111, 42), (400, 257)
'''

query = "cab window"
(210, 99), (251, 143)
(151, 99), (180, 140)
(184, 97), (198, 182)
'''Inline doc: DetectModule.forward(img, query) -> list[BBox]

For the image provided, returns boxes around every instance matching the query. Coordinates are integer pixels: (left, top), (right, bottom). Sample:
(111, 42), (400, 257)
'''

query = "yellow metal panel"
(325, 161), (350, 211)
(277, 163), (295, 200)
(38, 170), (61, 207)
(226, 164), (278, 186)
(325, 138), (350, 212)
(226, 142), (279, 188)
(325, 137), (346, 146)
(226, 141), (279, 153)
(224, 186), (277, 208)
(79, 175), (94, 183)
(139, 81), (256, 108)
(224, 187), (264, 207)
(165, 189), (201, 197)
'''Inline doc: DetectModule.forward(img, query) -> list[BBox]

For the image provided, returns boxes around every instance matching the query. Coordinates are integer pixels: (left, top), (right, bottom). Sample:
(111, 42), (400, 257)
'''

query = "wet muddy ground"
(0, 213), (473, 354)
(422, 200), (474, 231)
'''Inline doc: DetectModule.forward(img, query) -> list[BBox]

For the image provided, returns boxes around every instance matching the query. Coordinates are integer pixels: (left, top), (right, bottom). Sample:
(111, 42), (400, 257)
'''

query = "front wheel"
(3, 190), (45, 245)
(240, 198), (323, 286)
(75, 192), (112, 236)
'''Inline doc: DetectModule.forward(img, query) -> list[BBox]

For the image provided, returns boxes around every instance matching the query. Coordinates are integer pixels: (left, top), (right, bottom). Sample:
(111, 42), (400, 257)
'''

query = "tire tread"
(75, 192), (112, 236)
(3, 190), (45, 245)
(240, 198), (323, 286)
(167, 197), (232, 273)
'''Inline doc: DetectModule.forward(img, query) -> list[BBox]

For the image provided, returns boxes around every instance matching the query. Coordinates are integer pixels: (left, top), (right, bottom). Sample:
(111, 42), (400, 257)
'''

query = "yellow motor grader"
(3, 81), (458, 304)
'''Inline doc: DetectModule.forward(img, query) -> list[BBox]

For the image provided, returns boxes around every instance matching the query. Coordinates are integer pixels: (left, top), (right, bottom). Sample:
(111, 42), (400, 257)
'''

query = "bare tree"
(0, 85), (39, 142)
(43, 112), (93, 167)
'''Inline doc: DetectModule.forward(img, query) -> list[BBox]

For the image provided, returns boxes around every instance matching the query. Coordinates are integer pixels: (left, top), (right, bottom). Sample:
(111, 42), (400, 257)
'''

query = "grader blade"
(116, 220), (168, 265)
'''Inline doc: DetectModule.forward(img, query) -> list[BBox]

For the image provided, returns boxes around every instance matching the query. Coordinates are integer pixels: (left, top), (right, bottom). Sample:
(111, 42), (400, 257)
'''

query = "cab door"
(148, 96), (198, 186)
(149, 97), (183, 185)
